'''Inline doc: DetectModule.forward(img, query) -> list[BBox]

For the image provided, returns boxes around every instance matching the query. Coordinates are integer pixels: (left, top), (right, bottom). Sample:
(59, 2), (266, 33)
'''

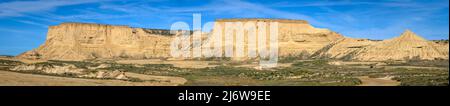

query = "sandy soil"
(0, 70), (186, 86)
(357, 76), (400, 86)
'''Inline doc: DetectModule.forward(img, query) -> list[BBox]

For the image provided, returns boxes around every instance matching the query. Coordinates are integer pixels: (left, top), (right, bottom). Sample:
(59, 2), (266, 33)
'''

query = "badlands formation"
(313, 30), (449, 61)
(17, 19), (449, 61)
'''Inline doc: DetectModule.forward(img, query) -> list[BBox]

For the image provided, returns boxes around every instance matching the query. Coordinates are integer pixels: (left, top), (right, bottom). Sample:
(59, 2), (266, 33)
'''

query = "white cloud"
(0, 0), (111, 17)
(270, 0), (447, 8)
(0, 0), (447, 40)
(13, 19), (48, 28)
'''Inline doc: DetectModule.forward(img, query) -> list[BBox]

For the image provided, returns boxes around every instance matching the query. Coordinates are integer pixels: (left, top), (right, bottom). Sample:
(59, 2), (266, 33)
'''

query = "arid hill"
(353, 30), (448, 61)
(311, 38), (378, 60)
(314, 30), (449, 61)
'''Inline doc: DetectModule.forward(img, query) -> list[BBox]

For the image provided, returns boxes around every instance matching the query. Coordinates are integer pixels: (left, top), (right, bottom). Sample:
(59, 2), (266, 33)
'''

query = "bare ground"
(357, 76), (400, 86)
(0, 70), (186, 86)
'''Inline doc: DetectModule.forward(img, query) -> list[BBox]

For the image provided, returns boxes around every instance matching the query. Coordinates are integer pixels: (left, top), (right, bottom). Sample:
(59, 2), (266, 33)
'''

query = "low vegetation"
(369, 68), (448, 86)
(0, 58), (448, 86)
(0, 59), (23, 66)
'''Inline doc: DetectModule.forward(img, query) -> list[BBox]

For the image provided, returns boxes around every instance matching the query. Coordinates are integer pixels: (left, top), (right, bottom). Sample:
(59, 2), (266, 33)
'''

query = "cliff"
(209, 18), (343, 59)
(17, 23), (177, 60)
(18, 19), (344, 60)
(18, 20), (446, 62)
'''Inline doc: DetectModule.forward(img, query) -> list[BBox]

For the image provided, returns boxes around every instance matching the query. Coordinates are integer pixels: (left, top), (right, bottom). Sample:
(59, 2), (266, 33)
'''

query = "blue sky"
(0, 0), (449, 55)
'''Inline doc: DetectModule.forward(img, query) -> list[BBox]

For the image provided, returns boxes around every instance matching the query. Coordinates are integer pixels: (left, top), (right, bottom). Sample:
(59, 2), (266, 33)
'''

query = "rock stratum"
(18, 23), (176, 60)
(17, 19), (449, 61)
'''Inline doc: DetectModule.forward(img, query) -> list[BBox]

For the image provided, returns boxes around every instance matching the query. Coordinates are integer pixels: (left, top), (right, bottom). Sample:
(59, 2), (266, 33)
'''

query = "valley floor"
(0, 58), (448, 86)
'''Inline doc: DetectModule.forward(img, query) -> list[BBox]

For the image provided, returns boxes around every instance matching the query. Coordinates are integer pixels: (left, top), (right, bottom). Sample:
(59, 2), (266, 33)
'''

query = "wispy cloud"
(0, 0), (111, 17)
(271, 0), (448, 8)
(0, 27), (30, 34)
(0, 0), (448, 40)
(13, 19), (48, 28)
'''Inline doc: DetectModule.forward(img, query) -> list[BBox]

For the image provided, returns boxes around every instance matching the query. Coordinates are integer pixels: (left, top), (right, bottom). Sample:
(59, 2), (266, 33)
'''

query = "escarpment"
(17, 20), (448, 61)
(18, 23), (178, 60)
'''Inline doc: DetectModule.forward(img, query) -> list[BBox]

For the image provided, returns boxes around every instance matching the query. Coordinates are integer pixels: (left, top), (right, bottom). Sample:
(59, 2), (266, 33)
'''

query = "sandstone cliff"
(17, 21), (447, 62)
(18, 23), (177, 60)
(19, 19), (343, 60)
(209, 19), (343, 59)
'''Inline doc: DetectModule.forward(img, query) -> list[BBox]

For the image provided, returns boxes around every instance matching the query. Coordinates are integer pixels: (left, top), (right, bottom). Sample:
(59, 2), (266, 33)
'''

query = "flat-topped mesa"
(211, 18), (343, 57)
(18, 19), (345, 61)
(51, 22), (178, 36)
(17, 21), (448, 61)
(18, 22), (180, 60)
(216, 18), (309, 24)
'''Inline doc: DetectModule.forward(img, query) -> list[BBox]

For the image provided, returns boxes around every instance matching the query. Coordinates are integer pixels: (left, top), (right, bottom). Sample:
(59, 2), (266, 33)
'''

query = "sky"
(0, 0), (449, 55)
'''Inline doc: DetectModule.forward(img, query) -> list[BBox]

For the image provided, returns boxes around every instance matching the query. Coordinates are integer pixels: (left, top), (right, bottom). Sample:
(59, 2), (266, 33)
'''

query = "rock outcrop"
(79, 70), (128, 80)
(10, 64), (84, 74)
(9, 63), (128, 80)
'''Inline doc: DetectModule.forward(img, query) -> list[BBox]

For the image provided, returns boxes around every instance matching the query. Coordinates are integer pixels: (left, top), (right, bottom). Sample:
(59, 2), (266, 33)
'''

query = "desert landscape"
(0, 19), (448, 86)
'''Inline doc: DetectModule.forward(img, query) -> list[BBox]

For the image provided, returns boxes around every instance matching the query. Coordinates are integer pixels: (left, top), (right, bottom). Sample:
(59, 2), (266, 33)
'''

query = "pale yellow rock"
(207, 19), (343, 59)
(312, 38), (378, 59)
(353, 30), (448, 61)
(19, 19), (343, 61)
(17, 21), (448, 62)
(18, 23), (176, 60)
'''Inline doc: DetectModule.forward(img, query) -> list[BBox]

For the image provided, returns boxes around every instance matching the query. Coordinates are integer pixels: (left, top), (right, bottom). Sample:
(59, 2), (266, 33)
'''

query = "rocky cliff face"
(18, 23), (176, 60)
(19, 19), (343, 60)
(210, 19), (343, 59)
(17, 20), (447, 62)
